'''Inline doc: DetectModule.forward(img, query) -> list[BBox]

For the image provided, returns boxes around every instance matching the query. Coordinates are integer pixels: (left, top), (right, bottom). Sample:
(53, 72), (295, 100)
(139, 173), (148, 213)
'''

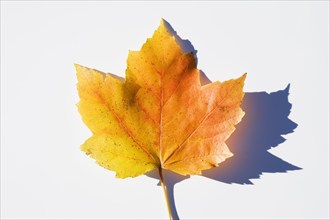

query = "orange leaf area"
(75, 20), (246, 178)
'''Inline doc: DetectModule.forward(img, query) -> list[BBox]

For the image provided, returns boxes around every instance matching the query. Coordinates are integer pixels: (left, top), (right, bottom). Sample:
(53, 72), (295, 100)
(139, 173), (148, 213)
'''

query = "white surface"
(1, 1), (329, 219)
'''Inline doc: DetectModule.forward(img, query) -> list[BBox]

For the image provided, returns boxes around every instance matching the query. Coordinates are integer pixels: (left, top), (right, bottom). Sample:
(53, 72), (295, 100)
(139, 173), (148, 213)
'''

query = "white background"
(1, 1), (329, 219)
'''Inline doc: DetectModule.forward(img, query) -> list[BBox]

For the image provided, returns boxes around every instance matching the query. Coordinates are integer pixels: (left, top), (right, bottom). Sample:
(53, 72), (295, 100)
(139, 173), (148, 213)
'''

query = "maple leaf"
(75, 19), (246, 219)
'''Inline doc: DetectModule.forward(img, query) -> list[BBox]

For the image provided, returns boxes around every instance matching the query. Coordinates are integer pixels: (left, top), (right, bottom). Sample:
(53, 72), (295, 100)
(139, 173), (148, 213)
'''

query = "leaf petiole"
(158, 167), (173, 220)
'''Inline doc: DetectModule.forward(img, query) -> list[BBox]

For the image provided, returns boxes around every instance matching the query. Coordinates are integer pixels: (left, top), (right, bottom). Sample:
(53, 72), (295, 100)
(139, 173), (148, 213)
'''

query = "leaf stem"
(158, 167), (173, 220)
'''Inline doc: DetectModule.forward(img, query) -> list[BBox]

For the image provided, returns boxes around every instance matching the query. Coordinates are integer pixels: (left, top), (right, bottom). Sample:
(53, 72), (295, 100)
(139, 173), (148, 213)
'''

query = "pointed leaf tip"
(284, 83), (290, 93)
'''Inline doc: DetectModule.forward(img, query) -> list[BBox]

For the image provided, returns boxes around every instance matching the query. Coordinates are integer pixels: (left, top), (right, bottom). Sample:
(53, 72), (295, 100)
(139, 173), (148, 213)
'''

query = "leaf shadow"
(202, 85), (301, 184)
(145, 19), (301, 220)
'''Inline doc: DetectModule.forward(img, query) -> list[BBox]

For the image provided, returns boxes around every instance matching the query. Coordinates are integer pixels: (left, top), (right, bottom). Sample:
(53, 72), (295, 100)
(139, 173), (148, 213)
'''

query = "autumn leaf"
(75, 19), (246, 219)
